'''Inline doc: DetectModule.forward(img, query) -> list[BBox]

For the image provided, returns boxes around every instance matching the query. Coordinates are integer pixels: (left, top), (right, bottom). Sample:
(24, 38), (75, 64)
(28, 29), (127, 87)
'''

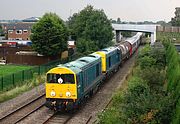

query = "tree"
(30, 13), (68, 56)
(68, 5), (114, 53)
(117, 18), (121, 24)
(0, 25), (3, 35)
(156, 20), (167, 26)
(171, 7), (180, 26)
(121, 31), (132, 37)
(110, 19), (117, 24)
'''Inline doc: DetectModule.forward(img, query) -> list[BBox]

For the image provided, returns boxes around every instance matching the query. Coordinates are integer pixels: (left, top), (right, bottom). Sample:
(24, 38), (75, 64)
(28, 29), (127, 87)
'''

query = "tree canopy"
(171, 7), (180, 26)
(68, 5), (114, 54)
(0, 25), (3, 35)
(30, 13), (68, 56)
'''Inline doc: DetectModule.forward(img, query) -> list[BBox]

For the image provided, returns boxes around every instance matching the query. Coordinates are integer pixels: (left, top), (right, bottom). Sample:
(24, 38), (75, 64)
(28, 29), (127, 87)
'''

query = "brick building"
(2, 22), (34, 40)
(0, 17), (39, 41)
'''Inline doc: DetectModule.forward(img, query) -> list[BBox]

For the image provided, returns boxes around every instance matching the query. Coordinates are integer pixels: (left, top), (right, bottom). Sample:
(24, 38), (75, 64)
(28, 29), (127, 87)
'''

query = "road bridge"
(112, 24), (157, 45)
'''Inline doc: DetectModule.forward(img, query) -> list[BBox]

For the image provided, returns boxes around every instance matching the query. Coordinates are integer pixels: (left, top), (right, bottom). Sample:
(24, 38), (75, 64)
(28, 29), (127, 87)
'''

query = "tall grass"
(0, 74), (45, 103)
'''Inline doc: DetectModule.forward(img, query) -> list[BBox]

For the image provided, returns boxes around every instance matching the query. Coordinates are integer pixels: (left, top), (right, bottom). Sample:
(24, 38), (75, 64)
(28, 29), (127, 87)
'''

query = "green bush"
(98, 43), (175, 124)
(138, 44), (166, 70)
(101, 76), (174, 124)
(98, 107), (121, 124)
(139, 68), (165, 92)
(139, 56), (156, 69)
(172, 99), (180, 124)
(162, 41), (180, 123)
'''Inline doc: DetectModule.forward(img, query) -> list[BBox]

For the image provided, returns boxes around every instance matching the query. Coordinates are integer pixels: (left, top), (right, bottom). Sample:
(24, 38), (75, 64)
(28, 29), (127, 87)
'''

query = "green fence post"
(45, 66), (47, 72)
(22, 70), (24, 81)
(1, 77), (3, 90)
(38, 66), (40, 75)
(31, 69), (33, 78)
(12, 74), (15, 86)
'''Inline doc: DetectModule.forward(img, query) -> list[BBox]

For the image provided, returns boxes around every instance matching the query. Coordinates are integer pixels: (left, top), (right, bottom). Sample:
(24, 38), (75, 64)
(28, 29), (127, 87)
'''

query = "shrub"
(139, 56), (156, 69)
(139, 68), (165, 92)
(98, 107), (121, 124)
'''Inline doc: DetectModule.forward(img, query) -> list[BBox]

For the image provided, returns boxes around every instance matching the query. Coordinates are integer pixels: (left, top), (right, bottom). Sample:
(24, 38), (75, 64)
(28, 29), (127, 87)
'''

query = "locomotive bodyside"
(95, 47), (121, 74)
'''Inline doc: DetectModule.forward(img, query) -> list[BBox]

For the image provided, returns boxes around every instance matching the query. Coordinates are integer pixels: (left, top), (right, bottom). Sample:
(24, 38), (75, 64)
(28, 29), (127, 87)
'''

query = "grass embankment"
(0, 74), (45, 103)
(0, 65), (32, 76)
(98, 44), (176, 123)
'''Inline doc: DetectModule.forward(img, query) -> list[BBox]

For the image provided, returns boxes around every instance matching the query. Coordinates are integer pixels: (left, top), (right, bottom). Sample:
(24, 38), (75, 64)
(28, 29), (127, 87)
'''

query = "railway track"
(42, 112), (74, 124)
(0, 93), (45, 124)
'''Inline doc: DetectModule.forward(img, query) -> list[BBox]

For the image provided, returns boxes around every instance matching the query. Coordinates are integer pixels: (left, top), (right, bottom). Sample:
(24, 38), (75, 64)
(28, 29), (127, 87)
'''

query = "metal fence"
(0, 57), (71, 91)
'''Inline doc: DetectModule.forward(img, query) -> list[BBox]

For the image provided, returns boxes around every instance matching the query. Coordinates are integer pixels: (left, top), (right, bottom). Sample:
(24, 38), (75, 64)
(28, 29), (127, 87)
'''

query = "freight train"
(45, 32), (143, 111)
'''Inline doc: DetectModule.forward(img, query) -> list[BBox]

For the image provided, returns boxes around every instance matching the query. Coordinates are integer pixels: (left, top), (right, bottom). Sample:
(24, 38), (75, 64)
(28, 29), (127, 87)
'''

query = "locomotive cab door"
(77, 72), (84, 98)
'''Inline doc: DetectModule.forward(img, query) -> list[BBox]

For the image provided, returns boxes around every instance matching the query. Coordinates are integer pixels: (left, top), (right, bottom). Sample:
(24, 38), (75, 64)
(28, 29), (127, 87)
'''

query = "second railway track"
(0, 93), (45, 124)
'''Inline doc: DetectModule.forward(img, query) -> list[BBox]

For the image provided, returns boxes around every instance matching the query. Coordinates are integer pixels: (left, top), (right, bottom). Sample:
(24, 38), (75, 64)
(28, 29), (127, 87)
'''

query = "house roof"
(3, 23), (34, 30)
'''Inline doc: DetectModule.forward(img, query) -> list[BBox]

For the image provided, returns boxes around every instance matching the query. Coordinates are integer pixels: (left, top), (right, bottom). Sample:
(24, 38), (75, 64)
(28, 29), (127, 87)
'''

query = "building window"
(23, 30), (28, 33)
(16, 30), (22, 34)
(8, 30), (13, 33)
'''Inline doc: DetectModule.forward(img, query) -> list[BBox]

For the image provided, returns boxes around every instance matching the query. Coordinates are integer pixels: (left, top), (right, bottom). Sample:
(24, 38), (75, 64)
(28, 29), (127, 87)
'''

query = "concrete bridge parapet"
(112, 24), (158, 45)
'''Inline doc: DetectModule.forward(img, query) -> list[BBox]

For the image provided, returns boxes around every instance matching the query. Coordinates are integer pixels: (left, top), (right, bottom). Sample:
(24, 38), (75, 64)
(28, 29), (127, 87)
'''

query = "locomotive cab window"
(47, 73), (75, 84)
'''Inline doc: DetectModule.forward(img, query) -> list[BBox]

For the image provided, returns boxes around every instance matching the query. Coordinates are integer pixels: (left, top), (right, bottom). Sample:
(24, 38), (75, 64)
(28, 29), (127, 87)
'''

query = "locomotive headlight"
(50, 91), (56, 97)
(66, 91), (71, 97)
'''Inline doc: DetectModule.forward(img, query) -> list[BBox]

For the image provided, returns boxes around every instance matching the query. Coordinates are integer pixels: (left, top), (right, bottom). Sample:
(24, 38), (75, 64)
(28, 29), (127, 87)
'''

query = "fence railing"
(0, 57), (71, 91)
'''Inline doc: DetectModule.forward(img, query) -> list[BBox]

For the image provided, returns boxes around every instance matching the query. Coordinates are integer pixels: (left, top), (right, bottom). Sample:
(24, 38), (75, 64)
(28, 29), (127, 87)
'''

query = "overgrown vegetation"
(0, 74), (45, 103)
(157, 32), (180, 43)
(98, 43), (179, 123)
(164, 41), (180, 123)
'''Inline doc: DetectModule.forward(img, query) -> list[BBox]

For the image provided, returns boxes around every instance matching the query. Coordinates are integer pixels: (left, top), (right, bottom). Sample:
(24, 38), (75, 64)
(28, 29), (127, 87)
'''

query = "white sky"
(0, 0), (180, 22)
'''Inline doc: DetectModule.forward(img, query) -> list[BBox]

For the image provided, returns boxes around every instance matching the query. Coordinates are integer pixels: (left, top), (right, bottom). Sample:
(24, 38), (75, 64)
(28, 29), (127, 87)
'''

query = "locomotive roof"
(72, 53), (101, 69)
(56, 53), (101, 74)
(99, 46), (117, 54)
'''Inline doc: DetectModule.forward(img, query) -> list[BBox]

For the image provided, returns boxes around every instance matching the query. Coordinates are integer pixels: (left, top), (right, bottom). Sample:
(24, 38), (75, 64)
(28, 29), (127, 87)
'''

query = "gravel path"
(0, 84), (45, 117)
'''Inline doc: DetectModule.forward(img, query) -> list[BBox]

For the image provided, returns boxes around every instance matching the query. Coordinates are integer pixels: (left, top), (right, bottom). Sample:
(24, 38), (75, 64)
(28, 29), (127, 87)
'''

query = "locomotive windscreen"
(47, 73), (75, 84)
